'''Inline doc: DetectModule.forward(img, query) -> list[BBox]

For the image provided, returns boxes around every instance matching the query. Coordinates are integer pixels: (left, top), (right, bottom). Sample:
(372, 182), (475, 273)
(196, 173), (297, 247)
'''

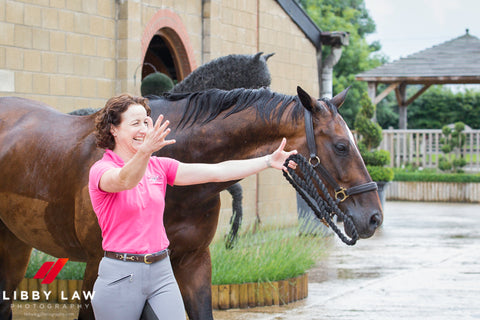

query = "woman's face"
(110, 104), (148, 157)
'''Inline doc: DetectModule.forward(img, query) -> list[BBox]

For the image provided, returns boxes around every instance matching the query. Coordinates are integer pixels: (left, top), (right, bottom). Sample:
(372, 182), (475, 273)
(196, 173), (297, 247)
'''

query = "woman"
(88, 93), (297, 319)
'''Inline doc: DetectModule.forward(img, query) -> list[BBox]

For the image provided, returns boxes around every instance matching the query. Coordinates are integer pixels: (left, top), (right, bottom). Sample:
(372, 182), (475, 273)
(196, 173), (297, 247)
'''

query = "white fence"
(379, 129), (480, 172)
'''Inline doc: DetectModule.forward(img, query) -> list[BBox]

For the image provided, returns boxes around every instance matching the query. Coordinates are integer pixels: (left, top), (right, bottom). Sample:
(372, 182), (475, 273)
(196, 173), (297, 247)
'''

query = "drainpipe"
(319, 31), (349, 98)
(321, 45), (343, 98)
(254, 0), (261, 232)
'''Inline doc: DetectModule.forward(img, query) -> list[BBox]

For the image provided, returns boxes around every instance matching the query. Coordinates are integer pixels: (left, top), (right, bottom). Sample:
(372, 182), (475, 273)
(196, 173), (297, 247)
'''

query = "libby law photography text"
(2, 289), (95, 301)
(11, 301), (86, 319)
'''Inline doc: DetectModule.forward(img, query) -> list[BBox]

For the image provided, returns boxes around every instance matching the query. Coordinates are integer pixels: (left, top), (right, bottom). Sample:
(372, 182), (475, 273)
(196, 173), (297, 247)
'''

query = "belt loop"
(123, 254), (127, 262)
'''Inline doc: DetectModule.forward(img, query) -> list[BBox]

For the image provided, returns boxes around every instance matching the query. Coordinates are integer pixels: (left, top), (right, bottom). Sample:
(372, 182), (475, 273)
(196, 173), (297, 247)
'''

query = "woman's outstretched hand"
(268, 138), (298, 172)
(141, 114), (176, 154)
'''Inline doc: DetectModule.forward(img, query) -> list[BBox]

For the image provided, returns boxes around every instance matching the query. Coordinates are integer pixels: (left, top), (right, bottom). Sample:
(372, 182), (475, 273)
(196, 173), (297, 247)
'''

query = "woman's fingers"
(145, 116), (154, 130)
(276, 137), (287, 152)
(142, 115), (177, 152)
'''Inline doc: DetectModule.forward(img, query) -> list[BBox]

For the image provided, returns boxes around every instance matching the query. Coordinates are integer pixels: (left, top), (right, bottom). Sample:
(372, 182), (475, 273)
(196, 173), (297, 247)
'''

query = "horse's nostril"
(369, 213), (381, 229)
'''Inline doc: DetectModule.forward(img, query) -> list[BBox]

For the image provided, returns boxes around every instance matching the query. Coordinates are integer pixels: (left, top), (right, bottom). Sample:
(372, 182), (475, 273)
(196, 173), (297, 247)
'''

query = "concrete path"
(214, 201), (480, 320)
(11, 201), (479, 319)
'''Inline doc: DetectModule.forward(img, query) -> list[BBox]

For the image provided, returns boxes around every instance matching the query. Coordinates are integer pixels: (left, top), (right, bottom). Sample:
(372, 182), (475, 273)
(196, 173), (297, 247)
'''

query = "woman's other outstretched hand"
(267, 138), (297, 172)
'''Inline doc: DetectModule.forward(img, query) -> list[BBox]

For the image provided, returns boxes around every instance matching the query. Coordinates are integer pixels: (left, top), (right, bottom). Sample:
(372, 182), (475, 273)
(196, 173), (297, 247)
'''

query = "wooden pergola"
(355, 30), (480, 129)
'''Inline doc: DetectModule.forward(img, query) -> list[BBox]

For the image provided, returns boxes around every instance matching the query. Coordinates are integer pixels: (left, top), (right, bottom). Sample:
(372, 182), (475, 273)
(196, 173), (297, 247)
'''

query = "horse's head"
(295, 86), (383, 239)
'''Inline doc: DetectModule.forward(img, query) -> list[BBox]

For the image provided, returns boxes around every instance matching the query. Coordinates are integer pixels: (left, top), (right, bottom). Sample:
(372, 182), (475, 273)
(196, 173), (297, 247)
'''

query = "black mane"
(154, 87), (303, 129)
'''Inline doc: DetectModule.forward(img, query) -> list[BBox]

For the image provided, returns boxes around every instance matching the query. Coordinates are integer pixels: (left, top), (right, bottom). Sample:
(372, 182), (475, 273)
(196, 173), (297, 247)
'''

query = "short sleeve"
(88, 160), (116, 213)
(150, 157), (179, 186)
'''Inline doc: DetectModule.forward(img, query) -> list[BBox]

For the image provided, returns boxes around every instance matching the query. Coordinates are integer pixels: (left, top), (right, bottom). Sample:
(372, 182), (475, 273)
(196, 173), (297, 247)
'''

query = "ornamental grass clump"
(210, 228), (326, 285)
(25, 250), (86, 280)
(354, 92), (394, 182)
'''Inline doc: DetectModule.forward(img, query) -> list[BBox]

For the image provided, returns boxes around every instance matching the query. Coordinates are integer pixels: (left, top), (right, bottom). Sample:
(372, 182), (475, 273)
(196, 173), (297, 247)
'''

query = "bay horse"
(0, 86), (382, 320)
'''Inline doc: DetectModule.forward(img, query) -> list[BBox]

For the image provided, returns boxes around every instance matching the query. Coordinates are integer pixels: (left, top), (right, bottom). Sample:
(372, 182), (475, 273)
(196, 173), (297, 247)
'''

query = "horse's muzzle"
(346, 209), (383, 239)
(362, 210), (383, 238)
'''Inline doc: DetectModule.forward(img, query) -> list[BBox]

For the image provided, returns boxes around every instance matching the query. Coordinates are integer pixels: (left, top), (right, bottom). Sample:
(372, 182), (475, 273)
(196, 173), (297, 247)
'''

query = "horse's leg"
(0, 220), (32, 320)
(173, 249), (214, 320)
(74, 187), (104, 320)
(77, 257), (101, 320)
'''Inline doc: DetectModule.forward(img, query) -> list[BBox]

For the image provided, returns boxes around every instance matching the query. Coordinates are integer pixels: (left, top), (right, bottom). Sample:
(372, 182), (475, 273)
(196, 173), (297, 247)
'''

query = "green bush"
(360, 148), (390, 167)
(438, 122), (467, 173)
(367, 165), (394, 182)
(354, 92), (393, 182)
(354, 93), (382, 150)
(393, 168), (480, 183)
(438, 156), (453, 171)
(141, 72), (174, 96)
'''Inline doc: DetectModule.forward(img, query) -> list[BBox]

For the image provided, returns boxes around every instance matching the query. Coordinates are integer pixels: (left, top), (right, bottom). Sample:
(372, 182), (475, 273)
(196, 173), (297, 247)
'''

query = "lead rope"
(283, 154), (359, 246)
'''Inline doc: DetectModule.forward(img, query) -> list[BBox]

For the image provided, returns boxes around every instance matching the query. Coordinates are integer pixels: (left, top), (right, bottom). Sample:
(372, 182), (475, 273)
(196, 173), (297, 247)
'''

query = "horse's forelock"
(319, 98), (339, 116)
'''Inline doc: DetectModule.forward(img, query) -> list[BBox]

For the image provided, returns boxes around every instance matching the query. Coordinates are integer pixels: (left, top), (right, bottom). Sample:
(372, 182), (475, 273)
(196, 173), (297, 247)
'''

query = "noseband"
(282, 108), (378, 245)
(303, 108), (378, 202)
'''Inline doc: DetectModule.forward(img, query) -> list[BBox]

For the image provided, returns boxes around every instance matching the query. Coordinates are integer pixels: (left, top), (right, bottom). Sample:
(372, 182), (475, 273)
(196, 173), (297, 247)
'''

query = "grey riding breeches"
(92, 255), (185, 320)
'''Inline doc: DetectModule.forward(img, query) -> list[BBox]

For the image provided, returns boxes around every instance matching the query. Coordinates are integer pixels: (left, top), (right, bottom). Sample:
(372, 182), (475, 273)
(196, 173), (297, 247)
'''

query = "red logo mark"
(33, 258), (69, 284)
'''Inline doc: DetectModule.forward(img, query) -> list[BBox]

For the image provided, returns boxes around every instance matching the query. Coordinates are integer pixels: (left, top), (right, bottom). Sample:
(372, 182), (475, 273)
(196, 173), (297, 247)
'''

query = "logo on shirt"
(147, 175), (162, 184)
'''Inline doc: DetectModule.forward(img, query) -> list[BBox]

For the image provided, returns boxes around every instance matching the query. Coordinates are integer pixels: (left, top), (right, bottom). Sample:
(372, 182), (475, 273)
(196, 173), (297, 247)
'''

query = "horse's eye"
(334, 143), (348, 154)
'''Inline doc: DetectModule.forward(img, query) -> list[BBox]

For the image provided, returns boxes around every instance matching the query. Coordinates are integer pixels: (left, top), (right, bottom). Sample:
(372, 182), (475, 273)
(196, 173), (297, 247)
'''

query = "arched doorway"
(141, 10), (196, 85)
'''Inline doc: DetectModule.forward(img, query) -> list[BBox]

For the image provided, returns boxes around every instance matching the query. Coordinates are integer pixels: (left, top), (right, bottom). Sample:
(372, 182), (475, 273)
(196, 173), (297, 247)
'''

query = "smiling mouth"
(133, 138), (144, 142)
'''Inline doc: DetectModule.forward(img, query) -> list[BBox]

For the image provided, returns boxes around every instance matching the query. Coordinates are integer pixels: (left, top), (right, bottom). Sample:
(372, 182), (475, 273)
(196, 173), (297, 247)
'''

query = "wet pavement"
(12, 201), (480, 319)
(213, 201), (480, 320)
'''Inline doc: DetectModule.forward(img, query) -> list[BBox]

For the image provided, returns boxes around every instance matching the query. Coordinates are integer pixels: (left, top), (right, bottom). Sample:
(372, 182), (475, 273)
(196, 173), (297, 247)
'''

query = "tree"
(407, 86), (480, 129)
(438, 122), (467, 173)
(297, 0), (387, 127)
(354, 92), (394, 182)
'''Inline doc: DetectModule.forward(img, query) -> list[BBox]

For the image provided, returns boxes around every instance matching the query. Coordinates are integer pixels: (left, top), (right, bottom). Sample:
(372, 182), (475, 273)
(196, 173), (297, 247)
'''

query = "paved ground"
(12, 201), (480, 319)
(213, 201), (480, 320)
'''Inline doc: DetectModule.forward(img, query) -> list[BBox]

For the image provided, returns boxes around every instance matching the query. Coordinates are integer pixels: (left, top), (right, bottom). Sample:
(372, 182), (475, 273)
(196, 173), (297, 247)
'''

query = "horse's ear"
(297, 86), (316, 113)
(254, 52), (263, 60)
(263, 53), (275, 61)
(330, 86), (351, 109)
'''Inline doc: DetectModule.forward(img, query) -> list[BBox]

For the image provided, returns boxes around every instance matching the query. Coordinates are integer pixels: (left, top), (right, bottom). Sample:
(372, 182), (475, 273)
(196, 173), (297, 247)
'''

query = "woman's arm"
(174, 138), (297, 186)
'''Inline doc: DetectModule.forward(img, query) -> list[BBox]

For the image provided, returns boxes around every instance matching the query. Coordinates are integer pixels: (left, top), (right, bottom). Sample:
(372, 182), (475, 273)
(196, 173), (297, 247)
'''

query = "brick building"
(0, 0), (339, 237)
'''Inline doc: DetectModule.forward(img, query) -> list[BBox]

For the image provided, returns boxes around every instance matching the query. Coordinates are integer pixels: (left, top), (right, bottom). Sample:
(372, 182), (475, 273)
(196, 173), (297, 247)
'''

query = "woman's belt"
(104, 249), (169, 264)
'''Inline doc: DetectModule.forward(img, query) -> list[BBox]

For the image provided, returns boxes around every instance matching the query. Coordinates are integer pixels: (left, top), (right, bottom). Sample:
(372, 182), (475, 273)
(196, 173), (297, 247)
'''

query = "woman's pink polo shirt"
(89, 149), (179, 254)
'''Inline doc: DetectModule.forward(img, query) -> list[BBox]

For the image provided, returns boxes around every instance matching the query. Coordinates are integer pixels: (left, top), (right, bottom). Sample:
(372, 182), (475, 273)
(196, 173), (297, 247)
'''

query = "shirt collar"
(104, 149), (125, 166)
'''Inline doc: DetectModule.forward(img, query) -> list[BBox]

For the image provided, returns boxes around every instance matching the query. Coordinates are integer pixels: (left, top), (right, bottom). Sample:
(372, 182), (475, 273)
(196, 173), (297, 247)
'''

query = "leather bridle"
(303, 108), (378, 203)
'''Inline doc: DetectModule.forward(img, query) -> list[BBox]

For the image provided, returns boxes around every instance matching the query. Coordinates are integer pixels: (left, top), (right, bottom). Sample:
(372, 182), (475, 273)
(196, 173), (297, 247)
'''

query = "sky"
(363, 0), (480, 61)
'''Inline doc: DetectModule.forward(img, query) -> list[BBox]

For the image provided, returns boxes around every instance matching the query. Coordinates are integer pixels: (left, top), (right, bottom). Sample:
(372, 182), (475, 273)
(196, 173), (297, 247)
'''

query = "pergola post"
(396, 83), (407, 129)
(367, 82), (377, 121)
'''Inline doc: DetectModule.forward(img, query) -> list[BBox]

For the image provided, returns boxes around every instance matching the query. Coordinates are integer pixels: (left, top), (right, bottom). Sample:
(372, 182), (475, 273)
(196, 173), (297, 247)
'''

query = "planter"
(18, 274), (309, 309)
(375, 181), (390, 209)
(211, 273), (308, 310)
(386, 181), (480, 203)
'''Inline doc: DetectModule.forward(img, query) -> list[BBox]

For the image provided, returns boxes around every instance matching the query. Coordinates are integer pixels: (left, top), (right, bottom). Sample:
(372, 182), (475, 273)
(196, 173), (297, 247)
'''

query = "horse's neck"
(166, 107), (300, 164)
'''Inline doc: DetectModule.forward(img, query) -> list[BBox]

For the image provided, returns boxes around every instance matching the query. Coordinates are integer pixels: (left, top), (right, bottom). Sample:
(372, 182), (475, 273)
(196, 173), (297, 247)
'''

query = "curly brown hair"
(95, 93), (151, 150)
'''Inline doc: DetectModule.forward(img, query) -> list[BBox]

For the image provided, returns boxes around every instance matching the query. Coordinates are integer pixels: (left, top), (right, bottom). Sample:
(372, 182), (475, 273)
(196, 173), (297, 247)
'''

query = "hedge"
(393, 169), (480, 183)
